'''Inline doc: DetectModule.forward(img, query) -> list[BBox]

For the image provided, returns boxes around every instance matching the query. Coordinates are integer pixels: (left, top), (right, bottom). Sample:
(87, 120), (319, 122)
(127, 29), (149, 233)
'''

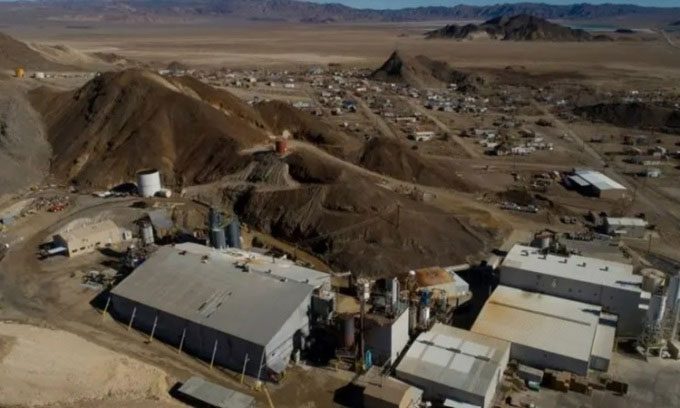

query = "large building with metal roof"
(396, 323), (510, 408)
(500, 244), (649, 337)
(567, 169), (627, 199)
(472, 286), (617, 376)
(109, 243), (320, 379)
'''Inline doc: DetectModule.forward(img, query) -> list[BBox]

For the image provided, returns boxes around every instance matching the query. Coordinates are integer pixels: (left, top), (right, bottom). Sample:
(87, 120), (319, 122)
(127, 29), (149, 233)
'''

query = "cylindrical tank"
(140, 222), (154, 246)
(409, 304), (417, 333)
(343, 315), (355, 349)
(136, 169), (162, 198)
(210, 228), (227, 249)
(226, 218), (241, 248)
(275, 139), (288, 155)
(209, 208), (222, 229)
(648, 294), (667, 325)
(15, 67), (25, 78)
(419, 306), (431, 328)
(641, 268), (666, 293)
(387, 278), (399, 309)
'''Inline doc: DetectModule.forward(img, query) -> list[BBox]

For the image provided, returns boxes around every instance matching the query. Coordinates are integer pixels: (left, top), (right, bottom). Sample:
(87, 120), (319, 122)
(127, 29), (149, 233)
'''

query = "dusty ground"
(0, 321), (180, 407)
(3, 22), (680, 79)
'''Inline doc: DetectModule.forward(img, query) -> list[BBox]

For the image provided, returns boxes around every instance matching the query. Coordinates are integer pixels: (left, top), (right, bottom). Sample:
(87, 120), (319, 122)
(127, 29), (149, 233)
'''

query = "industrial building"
(472, 286), (617, 375)
(500, 244), (649, 337)
(396, 323), (510, 408)
(412, 266), (472, 307)
(109, 243), (326, 379)
(365, 307), (410, 366)
(566, 169), (627, 199)
(603, 217), (649, 239)
(53, 220), (132, 257)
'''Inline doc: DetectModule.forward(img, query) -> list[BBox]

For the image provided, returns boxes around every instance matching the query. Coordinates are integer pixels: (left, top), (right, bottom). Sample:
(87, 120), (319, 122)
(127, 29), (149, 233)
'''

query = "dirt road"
(404, 98), (480, 159)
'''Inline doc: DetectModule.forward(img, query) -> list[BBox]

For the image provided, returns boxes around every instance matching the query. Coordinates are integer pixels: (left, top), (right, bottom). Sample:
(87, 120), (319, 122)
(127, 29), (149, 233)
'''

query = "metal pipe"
(127, 307), (137, 330)
(149, 315), (158, 342)
(101, 297), (111, 319)
(240, 354), (249, 384)
(210, 340), (219, 369)
(257, 349), (266, 381)
(178, 328), (186, 354)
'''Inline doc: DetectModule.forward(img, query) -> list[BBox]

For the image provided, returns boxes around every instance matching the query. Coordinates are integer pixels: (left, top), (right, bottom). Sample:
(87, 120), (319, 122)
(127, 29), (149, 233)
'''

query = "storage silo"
(210, 228), (227, 250)
(226, 218), (241, 249)
(208, 207), (222, 229)
(136, 169), (162, 198)
(140, 221), (154, 246)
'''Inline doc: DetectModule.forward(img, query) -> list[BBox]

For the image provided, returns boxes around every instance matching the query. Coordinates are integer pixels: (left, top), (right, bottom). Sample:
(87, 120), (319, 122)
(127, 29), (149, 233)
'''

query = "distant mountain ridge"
(1, 1), (679, 23)
(426, 14), (600, 41)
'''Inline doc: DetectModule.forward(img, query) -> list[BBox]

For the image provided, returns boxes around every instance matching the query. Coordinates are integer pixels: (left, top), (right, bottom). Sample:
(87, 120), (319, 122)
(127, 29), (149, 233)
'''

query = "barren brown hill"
(575, 102), (680, 134)
(28, 69), (270, 189)
(0, 32), (69, 70)
(236, 158), (493, 276)
(426, 14), (600, 42)
(255, 100), (363, 159)
(371, 51), (484, 91)
(360, 137), (476, 192)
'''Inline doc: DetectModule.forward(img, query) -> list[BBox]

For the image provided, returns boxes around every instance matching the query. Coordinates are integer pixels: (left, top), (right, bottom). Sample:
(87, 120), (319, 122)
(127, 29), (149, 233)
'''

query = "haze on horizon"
(311, 0), (680, 9)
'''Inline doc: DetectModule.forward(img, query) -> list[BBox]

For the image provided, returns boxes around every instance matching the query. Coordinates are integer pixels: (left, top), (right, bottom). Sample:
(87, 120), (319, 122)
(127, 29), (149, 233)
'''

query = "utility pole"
(240, 354), (250, 385)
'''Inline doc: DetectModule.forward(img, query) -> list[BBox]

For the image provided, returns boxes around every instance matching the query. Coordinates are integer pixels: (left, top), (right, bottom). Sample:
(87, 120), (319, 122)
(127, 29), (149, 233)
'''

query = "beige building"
(54, 220), (131, 257)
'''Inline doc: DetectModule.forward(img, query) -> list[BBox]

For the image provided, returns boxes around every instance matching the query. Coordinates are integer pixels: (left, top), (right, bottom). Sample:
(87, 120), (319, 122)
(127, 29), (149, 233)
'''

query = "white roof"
(502, 245), (641, 293)
(573, 170), (626, 191)
(111, 244), (314, 347)
(59, 220), (120, 243)
(472, 286), (601, 362)
(605, 217), (648, 227)
(592, 313), (617, 362)
(174, 243), (330, 290)
(396, 323), (509, 399)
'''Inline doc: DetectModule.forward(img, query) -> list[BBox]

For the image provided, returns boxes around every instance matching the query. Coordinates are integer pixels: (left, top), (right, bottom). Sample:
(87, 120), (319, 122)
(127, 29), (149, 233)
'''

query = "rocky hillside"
(0, 32), (70, 70)
(426, 14), (599, 41)
(28, 69), (270, 189)
(0, 83), (51, 195)
(575, 102), (680, 133)
(370, 51), (484, 91)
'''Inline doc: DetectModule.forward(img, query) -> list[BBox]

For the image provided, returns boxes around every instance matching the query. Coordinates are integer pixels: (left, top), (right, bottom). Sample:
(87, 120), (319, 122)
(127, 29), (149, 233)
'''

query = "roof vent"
(601, 266), (609, 271)
(280, 277), (287, 282)
(521, 250), (529, 256)
(201, 255), (209, 263)
(579, 262), (587, 267)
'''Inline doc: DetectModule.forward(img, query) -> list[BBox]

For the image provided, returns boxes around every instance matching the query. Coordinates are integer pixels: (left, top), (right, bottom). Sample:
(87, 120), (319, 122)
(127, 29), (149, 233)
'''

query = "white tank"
(137, 169), (162, 198)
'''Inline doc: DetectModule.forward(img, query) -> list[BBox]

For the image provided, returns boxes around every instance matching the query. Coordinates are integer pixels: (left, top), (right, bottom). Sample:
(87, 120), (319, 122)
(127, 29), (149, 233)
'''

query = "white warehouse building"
(500, 245), (649, 337)
(109, 243), (325, 379)
(396, 323), (510, 408)
(472, 286), (617, 376)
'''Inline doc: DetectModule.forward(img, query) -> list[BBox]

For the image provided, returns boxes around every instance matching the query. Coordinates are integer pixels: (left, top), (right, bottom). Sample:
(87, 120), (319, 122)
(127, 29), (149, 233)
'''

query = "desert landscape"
(1, 1), (680, 407)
